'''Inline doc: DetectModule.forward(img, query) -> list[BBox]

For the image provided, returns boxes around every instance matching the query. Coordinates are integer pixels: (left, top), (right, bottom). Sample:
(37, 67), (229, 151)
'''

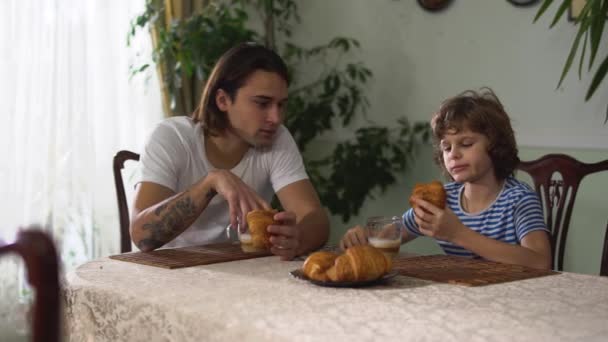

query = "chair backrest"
(0, 228), (60, 342)
(517, 153), (608, 272)
(602, 221), (608, 277)
(113, 150), (140, 253)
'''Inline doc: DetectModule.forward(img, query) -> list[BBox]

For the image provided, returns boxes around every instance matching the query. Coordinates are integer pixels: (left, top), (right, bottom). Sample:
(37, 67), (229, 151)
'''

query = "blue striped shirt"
(403, 177), (548, 258)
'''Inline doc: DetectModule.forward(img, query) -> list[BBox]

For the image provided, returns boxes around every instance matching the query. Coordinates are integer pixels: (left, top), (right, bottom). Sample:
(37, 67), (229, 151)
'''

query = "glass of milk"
(365, 216), (403, 258)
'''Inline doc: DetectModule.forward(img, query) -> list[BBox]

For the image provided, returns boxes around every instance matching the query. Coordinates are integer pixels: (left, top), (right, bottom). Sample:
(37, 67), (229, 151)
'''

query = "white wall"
(294, 0), (608, 149)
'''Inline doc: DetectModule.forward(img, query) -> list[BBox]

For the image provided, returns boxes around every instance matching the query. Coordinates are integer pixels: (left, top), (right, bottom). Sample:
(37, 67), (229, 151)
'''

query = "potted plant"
(535, 0), (608, 120)
(129, 0), (430, 222)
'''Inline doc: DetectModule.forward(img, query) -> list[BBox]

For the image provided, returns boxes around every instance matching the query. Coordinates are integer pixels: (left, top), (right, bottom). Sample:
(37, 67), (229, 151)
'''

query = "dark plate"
(290, 269), (398, 288)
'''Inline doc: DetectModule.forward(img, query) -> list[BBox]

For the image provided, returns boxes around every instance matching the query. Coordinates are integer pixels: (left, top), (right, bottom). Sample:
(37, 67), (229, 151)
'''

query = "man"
(130, 43), (330, 260)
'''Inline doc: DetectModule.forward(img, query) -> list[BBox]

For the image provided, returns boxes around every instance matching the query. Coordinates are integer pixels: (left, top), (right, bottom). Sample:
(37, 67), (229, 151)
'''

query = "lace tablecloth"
(64, 256), (608, 342)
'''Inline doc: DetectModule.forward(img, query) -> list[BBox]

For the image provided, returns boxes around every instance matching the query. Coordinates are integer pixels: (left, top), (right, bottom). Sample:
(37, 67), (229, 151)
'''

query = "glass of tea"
(365, 216), (403, 258)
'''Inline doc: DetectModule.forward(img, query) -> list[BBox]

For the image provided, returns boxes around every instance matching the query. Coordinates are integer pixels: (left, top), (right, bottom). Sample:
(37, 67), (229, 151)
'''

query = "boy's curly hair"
(430, 88), (519, 181)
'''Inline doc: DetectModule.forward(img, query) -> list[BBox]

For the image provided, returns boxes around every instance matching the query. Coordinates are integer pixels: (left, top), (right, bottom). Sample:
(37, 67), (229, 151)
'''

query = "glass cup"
(226, 221), (264, 253)
(365, 216), (404, 258)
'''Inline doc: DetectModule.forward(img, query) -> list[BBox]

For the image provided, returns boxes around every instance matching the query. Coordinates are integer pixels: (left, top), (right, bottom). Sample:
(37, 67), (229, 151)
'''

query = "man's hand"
(411, 197), (465, 242)
(207, 170), (271, 229)
(267, 211), (300, 260)
(274, 179), (330, 259)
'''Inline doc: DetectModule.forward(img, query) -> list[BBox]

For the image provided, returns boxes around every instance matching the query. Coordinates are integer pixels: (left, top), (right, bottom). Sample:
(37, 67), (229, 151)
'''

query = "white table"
(64, 256), (608, 341)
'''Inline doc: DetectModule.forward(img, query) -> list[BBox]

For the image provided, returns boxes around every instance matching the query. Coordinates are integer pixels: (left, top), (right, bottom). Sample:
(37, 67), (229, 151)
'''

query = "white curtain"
(0, 0), (163, 334)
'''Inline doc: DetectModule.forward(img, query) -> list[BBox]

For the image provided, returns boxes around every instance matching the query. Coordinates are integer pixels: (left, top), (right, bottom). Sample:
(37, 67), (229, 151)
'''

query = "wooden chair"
(113, 150), (140, 253)
(0, 228), (60, 342)
(517, 154), (608, 273)
(602, 221), (608, 276)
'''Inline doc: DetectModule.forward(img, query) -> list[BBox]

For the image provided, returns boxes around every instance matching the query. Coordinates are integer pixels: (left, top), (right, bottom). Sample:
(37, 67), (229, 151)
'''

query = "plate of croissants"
(291, 245), (397, 288)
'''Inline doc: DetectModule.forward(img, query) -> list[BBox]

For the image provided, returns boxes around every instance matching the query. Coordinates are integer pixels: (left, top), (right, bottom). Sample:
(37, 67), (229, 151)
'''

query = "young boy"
(340, 88), (552, 269)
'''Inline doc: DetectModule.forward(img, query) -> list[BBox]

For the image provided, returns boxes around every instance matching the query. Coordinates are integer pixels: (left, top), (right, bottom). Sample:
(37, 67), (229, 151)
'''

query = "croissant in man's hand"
(246, 209), (278, 250)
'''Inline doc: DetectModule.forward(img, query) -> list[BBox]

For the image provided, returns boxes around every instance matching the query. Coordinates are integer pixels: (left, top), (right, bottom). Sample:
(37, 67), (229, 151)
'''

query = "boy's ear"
(215, 89), (230, 111)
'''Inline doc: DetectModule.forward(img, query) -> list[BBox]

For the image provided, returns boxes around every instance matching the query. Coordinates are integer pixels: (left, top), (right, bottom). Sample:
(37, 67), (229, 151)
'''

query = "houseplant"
(535, 0), (608, 116)
(129, 0), (430, 222)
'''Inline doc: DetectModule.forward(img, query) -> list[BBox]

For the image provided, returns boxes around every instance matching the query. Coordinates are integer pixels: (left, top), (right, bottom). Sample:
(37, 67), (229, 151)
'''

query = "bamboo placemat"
(109, 242), (272, 269)
(392, 254), (558, 286)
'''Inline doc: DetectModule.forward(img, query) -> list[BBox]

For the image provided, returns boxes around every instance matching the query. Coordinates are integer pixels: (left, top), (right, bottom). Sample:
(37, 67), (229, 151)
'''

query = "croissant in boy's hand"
(302, 245), (392, 282)
(409, 180), (446, 209)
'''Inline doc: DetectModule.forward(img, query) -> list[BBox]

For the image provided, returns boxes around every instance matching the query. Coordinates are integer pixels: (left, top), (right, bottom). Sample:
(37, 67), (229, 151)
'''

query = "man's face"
(216, 70), (288, 148)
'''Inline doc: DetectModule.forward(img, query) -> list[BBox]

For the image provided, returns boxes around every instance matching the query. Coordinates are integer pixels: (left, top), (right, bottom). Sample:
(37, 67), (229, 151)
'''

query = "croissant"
(302, 251), (338, 282)
(246, 209), (278, 250)
(303, 245), (392, 282)
(409, 180), (446, 210)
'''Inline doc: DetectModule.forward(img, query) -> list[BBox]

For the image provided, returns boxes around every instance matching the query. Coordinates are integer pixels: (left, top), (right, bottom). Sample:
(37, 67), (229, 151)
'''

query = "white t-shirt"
(138, 116), (308, 247)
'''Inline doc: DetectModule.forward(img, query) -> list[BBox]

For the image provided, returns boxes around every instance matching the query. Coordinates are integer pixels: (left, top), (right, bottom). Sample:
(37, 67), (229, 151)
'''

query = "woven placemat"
(392, 254), (558, 286)
(109, 242), (272, 269)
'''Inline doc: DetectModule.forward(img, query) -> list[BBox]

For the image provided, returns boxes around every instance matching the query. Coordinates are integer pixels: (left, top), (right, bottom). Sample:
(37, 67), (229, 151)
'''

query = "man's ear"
(215, 89), (231, 111)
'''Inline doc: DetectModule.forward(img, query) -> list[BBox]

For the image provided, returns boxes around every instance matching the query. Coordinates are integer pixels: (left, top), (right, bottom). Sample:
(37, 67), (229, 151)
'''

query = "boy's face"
(439, 128), (495, 184)
(216, 70), (288, 148)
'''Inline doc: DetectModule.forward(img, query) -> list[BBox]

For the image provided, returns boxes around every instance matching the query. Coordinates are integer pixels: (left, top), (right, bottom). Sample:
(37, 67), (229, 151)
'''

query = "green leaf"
(534, 0), (556, 23)
(575, 0), (596, 23)
(557, 19), (590, 88)
(588, 0), (608, 69)
(578, 30), (588, 79)
(550, 0), (570, 28)
(585, 53), (608, 100)
(322, 74), (340, 96)
(346, 63), (357, 80)
(329, 37), (350, 52)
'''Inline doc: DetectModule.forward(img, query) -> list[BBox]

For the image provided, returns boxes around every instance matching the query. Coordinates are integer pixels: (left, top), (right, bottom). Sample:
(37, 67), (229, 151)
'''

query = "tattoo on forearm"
(138, 193), (201, 250)
(137, 238), (164, 252)
(154, 202), (168, 216)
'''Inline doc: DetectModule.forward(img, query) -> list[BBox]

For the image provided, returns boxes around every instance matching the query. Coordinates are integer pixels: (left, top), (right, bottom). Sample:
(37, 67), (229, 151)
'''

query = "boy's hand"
(411, 197), (464, 242)
(339, 225), (368, 250)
